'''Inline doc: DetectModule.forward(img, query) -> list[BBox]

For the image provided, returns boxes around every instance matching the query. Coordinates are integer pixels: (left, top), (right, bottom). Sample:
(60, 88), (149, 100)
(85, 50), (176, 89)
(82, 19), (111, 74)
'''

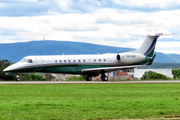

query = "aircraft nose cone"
(3, 64), (17, 72)
(3, 66), (11, 72)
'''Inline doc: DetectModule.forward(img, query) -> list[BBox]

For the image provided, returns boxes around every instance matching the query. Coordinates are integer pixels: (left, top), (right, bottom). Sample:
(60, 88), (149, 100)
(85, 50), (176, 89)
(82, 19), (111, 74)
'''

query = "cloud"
(0, 8), (179, 41)
(156, 41), (180, 54)
(0, 0), (180, 17)
(0, 0), (180, 54)
(127, 0), (180, 8)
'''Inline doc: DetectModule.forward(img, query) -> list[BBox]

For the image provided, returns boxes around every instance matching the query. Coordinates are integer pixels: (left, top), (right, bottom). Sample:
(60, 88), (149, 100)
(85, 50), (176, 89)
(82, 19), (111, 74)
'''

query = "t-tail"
(131, 33), (172, 65)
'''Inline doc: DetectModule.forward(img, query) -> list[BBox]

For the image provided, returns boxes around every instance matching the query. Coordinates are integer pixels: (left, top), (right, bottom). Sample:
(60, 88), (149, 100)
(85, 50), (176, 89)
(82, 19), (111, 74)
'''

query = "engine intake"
(116, 54), (121, 62)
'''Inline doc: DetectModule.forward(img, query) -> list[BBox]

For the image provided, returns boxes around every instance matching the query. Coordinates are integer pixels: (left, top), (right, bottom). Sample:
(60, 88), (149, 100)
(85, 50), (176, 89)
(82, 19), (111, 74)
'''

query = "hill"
(0, 40), (180, 63)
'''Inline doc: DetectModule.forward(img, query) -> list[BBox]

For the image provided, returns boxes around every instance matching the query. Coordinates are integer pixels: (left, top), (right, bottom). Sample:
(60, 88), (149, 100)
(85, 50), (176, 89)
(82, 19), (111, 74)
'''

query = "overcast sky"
(0, 0), (180, 54)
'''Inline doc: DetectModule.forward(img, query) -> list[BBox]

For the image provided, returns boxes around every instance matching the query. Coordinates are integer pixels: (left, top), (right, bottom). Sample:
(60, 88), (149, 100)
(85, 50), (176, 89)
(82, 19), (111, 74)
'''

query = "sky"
(0, 0), (180, 54)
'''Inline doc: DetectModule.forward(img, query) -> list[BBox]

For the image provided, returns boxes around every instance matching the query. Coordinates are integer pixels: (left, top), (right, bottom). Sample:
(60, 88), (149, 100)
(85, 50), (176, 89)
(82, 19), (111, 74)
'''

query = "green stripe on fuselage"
(40, 64), (114, 74)
(131, 56), (152, 65)
(7, 57), (153, 74)
(8, 64), (114, 74)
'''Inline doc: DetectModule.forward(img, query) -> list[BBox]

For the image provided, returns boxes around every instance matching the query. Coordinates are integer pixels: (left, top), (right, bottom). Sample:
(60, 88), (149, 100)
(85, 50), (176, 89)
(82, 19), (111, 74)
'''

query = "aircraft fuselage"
(4, 52), (149, 75)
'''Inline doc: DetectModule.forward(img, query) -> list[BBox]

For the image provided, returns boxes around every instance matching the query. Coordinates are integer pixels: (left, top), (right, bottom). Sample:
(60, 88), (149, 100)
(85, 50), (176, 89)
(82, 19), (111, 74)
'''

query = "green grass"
(0, 83), (180, 119)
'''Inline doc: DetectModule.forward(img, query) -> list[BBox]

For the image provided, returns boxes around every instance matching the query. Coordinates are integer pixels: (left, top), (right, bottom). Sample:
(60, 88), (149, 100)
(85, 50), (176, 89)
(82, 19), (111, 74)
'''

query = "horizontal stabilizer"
(142, 33), (174, 37)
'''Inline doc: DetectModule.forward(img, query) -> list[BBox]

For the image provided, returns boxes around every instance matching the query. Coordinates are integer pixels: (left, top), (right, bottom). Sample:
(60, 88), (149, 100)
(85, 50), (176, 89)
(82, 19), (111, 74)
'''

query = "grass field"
(0, 83), (180, 119)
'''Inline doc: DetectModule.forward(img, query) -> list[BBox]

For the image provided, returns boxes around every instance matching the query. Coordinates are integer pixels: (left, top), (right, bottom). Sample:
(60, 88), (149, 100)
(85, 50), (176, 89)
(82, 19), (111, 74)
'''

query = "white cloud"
(0, 1), (180, 54)
(0, 9), (178, 41)
(127, 0), (180, 8)
(114, 0), (123, 5)
(3, 0), (37, 1)
(0, 3), (5, 7)
(123, 35), (131, 38)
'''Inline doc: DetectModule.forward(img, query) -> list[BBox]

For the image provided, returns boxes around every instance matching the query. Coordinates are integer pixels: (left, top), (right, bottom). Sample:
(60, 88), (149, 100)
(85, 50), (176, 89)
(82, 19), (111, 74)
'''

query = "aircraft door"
(36, 56), (42, 70)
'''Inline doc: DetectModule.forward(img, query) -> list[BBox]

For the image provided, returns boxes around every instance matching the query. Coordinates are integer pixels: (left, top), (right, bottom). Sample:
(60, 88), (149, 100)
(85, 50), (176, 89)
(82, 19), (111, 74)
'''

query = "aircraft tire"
(16, 78), (20, 82)
(102, 76), (108, 81)
(86, 76), (92, 81)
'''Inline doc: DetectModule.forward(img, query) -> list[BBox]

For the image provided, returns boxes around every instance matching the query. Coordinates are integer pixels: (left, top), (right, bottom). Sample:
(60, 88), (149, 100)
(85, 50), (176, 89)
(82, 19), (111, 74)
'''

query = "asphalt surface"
(0, 80), (180, 84)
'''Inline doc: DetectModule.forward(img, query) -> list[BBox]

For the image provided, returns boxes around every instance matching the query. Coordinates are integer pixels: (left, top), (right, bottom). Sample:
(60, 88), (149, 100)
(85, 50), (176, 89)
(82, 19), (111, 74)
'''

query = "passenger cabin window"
(55, 60), (57, 63)
(94, 59), (96, 62)
(83, 60), (86, 62)
(60, 60), (62, 63)
(104, 59), (106, 62)
(99, 59), (101, 62)
(64, 60), (66, 62)
(68, 60), (70, 62)
(73, 60), (75, 62)
(78, 60), (80, 62)
(27, 59), (33, 63)
(132, 55), (136, 58)
(20, 59), (27, 62)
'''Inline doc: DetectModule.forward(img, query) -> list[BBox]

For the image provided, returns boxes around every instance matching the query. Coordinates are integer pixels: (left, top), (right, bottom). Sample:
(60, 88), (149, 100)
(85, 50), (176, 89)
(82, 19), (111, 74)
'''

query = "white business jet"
(3, 33), (167, 81)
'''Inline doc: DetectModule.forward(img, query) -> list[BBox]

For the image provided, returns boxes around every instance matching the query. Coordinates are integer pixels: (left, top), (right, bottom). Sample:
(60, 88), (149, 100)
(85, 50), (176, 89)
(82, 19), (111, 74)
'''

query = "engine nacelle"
(116, 53), (146, 64)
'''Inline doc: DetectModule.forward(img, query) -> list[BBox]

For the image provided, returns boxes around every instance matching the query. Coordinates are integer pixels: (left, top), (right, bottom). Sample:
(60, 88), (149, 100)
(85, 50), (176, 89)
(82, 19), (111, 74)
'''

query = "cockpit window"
(20, 59), (27, 62)
(27, 59), (33, 63)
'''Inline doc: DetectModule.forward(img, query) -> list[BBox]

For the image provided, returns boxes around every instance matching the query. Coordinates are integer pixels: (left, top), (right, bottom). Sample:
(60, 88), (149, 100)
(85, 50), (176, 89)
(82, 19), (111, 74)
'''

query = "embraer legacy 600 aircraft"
(3, 33), (168, 81)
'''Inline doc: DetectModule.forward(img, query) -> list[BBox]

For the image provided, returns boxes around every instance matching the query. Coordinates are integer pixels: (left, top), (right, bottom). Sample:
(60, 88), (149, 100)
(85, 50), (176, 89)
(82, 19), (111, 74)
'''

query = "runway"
(0, 80), (180, 84)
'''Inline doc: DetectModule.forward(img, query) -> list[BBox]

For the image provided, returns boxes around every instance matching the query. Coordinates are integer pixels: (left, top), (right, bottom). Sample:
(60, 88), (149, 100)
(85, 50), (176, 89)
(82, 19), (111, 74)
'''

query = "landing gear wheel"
(101, 72), (108, 81)
(102, 76), (108, 81)
(16, 78), (20, 82)
(86, 76), (92, 81)
(104, 76), (108, 81)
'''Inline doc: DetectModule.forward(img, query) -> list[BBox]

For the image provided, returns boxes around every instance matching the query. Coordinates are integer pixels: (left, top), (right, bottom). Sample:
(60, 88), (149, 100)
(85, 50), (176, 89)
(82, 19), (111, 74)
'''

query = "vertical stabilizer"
(131, 33), (169, 57)
(133, 35), (158, 57)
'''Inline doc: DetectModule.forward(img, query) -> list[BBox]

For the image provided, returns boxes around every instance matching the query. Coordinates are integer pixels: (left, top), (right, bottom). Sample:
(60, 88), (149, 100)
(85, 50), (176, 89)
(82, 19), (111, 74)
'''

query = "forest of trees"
(0, 58), (16, 80)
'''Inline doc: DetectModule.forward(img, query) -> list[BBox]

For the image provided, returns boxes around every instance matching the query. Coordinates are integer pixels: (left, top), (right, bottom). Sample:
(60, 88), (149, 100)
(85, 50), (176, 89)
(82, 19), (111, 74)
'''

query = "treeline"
(139, 62), (180, 69)
(141, 71), (171, 80)
(172, 70), (180, 79)
(0, 59), (16, 80)
(141, 70), (180, 80)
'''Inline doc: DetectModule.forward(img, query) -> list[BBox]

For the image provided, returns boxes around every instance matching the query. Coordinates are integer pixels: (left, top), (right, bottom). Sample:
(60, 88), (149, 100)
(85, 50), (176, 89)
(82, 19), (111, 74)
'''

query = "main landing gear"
(100, 72), (108, 81)
(83, 75), (92, 81)
(86, 76), (92, 81)
(83, 72), (108, 81)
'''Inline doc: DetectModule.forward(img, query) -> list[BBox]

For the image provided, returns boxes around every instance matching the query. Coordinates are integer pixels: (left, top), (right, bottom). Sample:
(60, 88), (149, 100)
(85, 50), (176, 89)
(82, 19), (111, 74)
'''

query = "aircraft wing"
(81, 65), (143, 73)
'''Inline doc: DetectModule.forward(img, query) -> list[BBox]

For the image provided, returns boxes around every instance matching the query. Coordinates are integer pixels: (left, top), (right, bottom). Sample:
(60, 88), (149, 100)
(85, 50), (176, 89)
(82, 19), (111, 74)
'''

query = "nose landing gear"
(16, 75), (20, 82)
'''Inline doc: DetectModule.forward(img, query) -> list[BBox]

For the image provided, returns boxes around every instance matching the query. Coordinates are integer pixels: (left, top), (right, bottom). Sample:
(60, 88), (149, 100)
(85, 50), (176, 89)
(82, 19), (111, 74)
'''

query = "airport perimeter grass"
(0, 83), (180, 119)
